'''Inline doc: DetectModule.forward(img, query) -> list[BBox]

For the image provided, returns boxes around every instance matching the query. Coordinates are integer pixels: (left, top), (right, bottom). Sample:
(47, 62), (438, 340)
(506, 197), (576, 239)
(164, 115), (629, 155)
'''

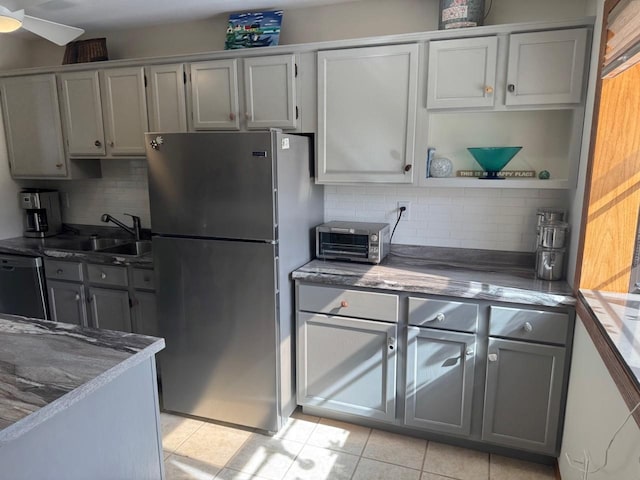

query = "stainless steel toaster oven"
(315, 221), (390, 264)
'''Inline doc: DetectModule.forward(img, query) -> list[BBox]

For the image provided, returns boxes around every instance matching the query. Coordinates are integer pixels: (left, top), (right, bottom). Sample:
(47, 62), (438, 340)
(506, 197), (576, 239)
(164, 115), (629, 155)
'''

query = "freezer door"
(153, 236), (281, 431)
(147, 132), (277, 241)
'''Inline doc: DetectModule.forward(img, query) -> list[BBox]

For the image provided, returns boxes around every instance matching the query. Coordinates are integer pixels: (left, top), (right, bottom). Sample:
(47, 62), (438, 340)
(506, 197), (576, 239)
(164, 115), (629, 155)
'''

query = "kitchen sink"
(97, 241), (152, 256)
(45, 237), (129, 252)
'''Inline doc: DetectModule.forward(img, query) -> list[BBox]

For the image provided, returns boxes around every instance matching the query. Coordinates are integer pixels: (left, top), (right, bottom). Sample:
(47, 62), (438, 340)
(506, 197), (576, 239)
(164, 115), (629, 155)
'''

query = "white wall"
(0, 36), (38, 239)
(20, 0), (595, 249)
(27, 0), (596, 66)
(559, 319), (640, 479)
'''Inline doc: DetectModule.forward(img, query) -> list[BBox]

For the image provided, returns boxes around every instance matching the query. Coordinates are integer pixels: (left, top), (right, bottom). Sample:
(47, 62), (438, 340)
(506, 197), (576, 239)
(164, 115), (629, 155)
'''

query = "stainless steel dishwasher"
(0, 254), (48, 319)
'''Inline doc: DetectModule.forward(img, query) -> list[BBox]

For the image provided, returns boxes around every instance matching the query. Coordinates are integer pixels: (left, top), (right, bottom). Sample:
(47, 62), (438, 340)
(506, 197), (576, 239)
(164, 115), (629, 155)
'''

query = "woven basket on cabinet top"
(62, 38), (108, 65)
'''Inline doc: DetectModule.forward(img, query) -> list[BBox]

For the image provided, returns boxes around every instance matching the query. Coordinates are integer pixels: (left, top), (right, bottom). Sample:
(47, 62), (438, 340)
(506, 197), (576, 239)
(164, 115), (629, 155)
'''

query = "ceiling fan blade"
(22, 14), (83, 45)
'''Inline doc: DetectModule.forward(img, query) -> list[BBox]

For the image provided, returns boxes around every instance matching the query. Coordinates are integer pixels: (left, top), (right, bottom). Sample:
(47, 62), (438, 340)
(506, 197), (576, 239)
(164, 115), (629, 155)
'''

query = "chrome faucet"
(101, 213), (141, 241)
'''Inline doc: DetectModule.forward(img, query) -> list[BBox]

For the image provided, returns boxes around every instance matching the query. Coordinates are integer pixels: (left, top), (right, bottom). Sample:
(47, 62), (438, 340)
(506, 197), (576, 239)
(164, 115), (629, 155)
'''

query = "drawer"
(298, 284), (398, 322)
(132, 268), (155, 291)
(44, 259), (83, 282)
(87, 264), (128, 287)
(408, 297), (478, 332)
(489, 306), (569, 345)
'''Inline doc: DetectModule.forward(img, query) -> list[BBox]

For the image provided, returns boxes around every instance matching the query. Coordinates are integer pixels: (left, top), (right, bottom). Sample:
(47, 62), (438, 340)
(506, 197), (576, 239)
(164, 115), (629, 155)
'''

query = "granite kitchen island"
(0, 314), (165, 480)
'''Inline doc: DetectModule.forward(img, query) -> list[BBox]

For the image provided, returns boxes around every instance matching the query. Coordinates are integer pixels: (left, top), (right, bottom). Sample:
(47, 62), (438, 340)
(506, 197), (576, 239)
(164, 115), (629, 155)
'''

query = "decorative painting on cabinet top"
(225, 11), (283, 49)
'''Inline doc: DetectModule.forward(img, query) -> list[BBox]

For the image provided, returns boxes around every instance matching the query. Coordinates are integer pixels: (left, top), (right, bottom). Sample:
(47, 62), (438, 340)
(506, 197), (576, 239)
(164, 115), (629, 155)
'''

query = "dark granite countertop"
(0, 231), (153, 267)
(580, 290), (640, 389)
(0, 314), (164, 444)
(292, 246), (575, 308)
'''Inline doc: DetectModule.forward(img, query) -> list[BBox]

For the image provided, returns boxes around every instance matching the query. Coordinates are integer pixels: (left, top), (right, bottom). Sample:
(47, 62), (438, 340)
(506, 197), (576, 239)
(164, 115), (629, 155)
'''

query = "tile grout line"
(421, 439), (429, 474)
(348, 427), (373, 480)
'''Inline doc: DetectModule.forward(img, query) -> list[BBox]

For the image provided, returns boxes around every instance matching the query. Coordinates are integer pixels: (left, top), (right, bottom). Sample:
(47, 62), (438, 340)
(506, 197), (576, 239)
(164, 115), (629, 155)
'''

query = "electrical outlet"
(397, 201), (411, 221)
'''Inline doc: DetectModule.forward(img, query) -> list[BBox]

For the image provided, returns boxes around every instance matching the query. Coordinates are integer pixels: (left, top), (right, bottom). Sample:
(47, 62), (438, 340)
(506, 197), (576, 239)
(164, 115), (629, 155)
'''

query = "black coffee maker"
(19, 189), (62, 238)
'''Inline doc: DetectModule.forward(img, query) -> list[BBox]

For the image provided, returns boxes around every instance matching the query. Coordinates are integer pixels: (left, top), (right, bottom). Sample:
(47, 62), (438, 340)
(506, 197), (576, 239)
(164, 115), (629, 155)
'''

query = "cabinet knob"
(340, 300), (348, 308)
(94, 140), (102, 147)
(523, 321), (533, 332)
(229, 112), (236, 121)
(101, 272), (107, 279)
(404, 164), (412, 173)
(387, 337), (396, 351)
(465, 347), (474, 356)
(55, 163), (63, 169)
(488, 353), (498, 362)
(507, 84), (516, 93)
(109, 141), (114, 147)
(143, 275), (151, 282)
(75, 293), (80, 301)
(56, 268), (63, 275)
(435, 313), (445, 322)
(245, 112), (251, 120)
(484, 86), (494, 94)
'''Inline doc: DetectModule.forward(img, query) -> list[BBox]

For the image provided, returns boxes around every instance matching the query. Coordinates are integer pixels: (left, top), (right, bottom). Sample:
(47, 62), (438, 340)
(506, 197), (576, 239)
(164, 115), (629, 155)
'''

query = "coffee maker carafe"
(19, 189), (62, 238)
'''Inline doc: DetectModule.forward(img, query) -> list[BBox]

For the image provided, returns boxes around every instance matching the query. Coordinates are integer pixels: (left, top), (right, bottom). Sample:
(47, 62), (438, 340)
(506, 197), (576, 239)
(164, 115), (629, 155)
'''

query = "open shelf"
(422, 178), (571, 189)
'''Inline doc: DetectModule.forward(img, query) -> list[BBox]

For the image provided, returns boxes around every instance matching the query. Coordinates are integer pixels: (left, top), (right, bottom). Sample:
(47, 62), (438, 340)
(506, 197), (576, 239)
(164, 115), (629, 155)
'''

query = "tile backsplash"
(28, 162), (566, 252)
(25, 159), (151, 228)
(325, 185), (568, 252)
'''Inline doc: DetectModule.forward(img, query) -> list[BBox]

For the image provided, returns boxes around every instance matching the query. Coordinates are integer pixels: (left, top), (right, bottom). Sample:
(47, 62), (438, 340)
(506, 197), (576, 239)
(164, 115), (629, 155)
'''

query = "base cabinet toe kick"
(295, 282), (574, 459)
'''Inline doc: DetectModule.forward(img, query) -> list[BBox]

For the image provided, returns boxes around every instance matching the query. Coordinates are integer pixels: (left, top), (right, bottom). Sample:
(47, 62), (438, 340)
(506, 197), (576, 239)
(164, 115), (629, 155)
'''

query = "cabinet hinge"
(296, 106), (299, 119)
(183, 71), (187, 84)
(144, 75), (147, 87)
(128, 297), (133, 309)
(294, 63), (298, 77)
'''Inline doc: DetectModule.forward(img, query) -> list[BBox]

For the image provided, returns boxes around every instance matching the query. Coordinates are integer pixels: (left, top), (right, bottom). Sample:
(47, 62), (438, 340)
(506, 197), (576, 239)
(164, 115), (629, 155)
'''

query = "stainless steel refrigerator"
(145, 131), (323, 432)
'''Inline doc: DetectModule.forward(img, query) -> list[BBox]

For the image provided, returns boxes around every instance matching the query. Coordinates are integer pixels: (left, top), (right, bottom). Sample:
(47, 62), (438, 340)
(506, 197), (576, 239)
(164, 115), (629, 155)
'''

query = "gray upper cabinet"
(244, 54), (297, 130)
(0, 74), (68, 178)
(88, 286), (132, 332)
(47, 280), (87, 326)
(100, 67), (149, 155)
(482, 337), (566, 454)
(59, 70), (106, 156)
(427, 36), (498, 109)
(317, 44), (419, 184)
(146, 63), (188, 133)
(190, 59), (240, 130)
(297, 312), (397, 422)
(405, 327), (476, 436)
(506, 28), (588, 106)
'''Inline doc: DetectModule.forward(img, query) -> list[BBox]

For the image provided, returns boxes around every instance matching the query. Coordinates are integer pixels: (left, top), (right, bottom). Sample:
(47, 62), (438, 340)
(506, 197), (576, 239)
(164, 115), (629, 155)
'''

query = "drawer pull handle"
(435, 313), (445, 322)
(143, 276), (151, 282)
(488, 353), (498, 362)
(523, 322), (533, 332)
(101, 272), (107, 279)
(75, 293), (80, 301)
(340, 300), (348, 308)
(56, 269), (63, 274)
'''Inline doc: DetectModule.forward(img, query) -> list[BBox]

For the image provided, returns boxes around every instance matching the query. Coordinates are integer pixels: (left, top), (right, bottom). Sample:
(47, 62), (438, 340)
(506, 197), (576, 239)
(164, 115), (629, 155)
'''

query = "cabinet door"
(317, 44), (418, 183)
(147, 64), (188, 132)
(100, 67), (149, 155)
(482, 338), (566, 454)
(88, 287), (132, 332)
(190, 60), (240, 130)
(405, 327), (476, 436)
(47, 280), (87, 326)
(0, 74), (67, 177)
(427, 36), (498, 109)
(297, 312), (397, 422)
(133, 291), (157, 337)
(506, 28), (588, 105)
(59, 71), (106, 156)
(244, 54), (297, 130)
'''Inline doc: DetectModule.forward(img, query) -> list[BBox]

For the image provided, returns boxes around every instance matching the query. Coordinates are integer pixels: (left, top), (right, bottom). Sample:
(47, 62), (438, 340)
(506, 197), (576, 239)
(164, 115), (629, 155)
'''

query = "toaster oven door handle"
(321, 249), (368, 257)
(328, 227), (352, 233)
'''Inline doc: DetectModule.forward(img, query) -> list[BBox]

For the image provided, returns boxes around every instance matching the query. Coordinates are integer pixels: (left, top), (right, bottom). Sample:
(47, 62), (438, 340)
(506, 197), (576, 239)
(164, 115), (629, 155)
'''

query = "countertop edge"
(292, 270), (576, 308)
(577, 290), (640, 427)
(0, 337), (165, 444)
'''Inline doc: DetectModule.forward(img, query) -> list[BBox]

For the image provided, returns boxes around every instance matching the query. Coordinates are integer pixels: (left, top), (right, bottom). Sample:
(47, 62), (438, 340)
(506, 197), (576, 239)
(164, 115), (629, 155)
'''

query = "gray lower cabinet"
(88, 287), (132, 332)
(297, 311), (397, 422)
(47, 280), (88, 326)
(482, 337), (566, 455)
(405, 326), (476, 436)
(133, 290), (157, 337)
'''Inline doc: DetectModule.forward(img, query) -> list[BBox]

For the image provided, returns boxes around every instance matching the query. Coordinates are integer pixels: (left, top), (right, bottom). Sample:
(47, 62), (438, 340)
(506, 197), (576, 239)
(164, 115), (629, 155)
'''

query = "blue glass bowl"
(467, 147), (523, 179)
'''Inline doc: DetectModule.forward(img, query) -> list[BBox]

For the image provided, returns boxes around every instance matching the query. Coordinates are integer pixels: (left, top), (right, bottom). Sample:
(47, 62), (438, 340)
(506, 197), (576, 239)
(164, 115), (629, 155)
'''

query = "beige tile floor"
(161, 411), (557, 480)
